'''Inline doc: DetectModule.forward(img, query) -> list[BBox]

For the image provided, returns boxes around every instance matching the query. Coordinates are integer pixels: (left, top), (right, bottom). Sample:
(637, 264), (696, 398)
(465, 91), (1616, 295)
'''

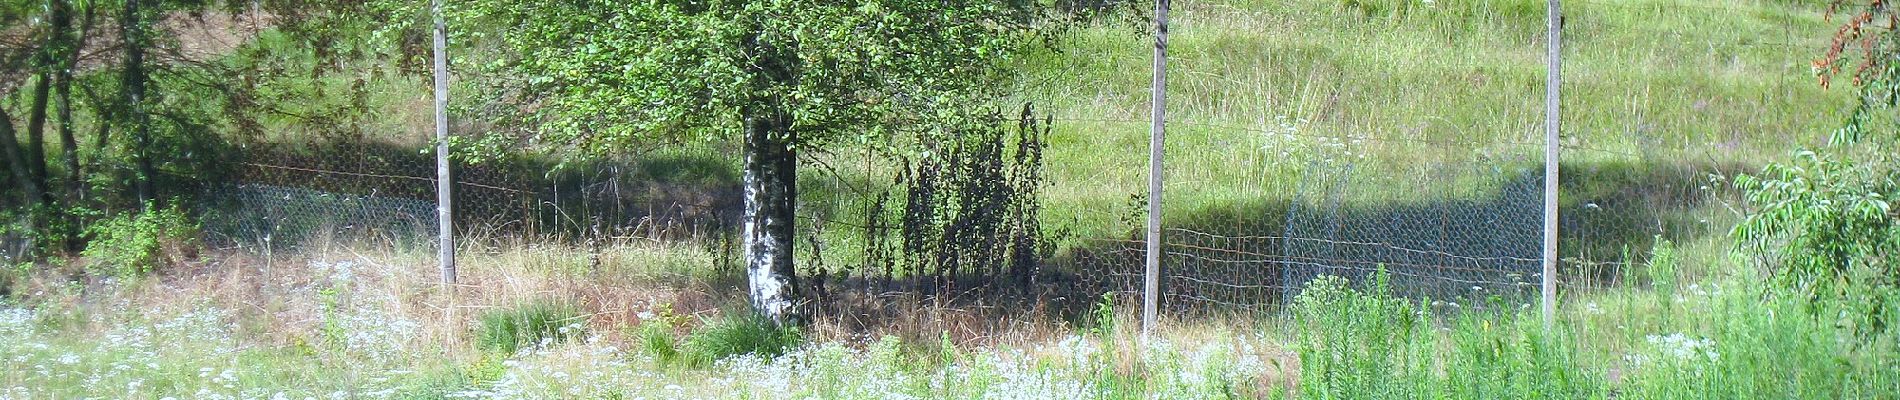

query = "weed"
(1290, 271), (1603, 398)
(635, 304), (685, 365)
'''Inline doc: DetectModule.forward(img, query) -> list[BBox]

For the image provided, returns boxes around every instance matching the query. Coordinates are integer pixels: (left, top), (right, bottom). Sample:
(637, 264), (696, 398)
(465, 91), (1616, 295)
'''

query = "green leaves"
(1734, 144), (1900, 344)
(457, 0), (1094, 158)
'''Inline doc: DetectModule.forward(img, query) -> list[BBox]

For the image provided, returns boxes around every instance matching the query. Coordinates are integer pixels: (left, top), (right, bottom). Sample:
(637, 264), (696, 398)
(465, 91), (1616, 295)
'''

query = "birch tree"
(463, 0), (1116, 324)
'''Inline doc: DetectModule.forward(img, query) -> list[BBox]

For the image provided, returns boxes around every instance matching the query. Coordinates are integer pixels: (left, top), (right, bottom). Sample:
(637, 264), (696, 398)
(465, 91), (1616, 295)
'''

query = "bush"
(475, 300), (581, 354)
(1734, 148), (1900, 342)
(678, 312), (804, 368)
(81, 205), (199, 278)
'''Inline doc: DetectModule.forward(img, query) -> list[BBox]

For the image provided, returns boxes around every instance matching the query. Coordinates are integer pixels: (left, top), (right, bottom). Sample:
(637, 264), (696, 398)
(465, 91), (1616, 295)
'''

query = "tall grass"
(1290, 272), (1603, 398)
(475, 300), (581, 354)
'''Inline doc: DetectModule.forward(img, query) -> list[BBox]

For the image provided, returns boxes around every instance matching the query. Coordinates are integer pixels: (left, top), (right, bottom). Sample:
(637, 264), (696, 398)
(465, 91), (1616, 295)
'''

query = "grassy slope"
(126, 0), (1853, 272)
(1012, 0), (1846, 241)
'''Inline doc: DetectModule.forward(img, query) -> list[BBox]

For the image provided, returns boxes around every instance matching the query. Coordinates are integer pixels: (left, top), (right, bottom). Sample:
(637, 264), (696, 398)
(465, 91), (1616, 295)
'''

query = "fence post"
(1541, 0), (1562, 327)
(1143, 0), (1170, 337)
(433, 0), (456, 285)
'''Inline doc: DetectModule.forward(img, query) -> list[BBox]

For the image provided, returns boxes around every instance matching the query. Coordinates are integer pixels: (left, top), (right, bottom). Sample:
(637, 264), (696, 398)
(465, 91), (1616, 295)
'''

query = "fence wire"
(196, 141), (739, 254)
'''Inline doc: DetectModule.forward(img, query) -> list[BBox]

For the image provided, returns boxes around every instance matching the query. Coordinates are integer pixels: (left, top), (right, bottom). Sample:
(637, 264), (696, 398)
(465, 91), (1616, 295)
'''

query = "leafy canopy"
(459, 0), (1110, 156)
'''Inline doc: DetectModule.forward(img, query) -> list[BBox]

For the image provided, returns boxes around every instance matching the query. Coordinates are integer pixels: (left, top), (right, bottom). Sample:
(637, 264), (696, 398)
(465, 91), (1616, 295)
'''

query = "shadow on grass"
(200, 139), (744, 249)
(1048, 158), (1746, 316)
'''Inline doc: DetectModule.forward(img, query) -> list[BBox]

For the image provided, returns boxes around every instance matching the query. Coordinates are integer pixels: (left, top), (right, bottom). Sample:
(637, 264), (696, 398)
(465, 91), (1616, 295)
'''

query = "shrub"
(1734, 148), (1900, 342)
(81, 205), (199, 278)
(679, 312), (804, 368)
(475, 300), (581, 354)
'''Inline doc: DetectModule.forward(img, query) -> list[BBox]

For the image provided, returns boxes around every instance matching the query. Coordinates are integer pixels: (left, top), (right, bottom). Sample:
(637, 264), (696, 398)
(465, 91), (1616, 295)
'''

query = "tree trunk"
(57, 73), (80, 203)
(53, 0), (82, 206)
(0, 109), (41, 209)
(26, 75), (52, 204)
(742, 106), (801, 325)
(120, 0), (155, 206)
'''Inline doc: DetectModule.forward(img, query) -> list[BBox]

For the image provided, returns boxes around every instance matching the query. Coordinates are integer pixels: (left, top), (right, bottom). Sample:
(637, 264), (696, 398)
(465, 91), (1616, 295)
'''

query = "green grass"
(1290, 273), (1603, 398)
(684, 314), (804, 366)
(474, 300), (581, 354)
(784, 0), (1855, 269)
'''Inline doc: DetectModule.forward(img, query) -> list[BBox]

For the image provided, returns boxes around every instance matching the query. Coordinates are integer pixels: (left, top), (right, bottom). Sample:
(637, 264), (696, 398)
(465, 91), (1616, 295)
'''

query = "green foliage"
(475, 300), (581, 354)
(454, 0), (1123, 159)
(391, 354), (510, 399)
(1614, 275), (1900, 398)
(635, 304), (685, 365)
(1087, 292), (1117, 338)
(1291, 273), (1432, 397)
(1644, 236), (1680, 291)
(678, 312), (805, 368)
(1290, 272), (1602, 399)
(81, 205), (199, 278)
(1734, 0), (1900, 347)
(1733, 147), (1900, 342)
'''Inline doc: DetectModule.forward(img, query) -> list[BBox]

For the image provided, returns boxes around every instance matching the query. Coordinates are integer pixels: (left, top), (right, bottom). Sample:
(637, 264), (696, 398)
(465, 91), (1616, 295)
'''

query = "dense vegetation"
(1, 0), (1897, 398)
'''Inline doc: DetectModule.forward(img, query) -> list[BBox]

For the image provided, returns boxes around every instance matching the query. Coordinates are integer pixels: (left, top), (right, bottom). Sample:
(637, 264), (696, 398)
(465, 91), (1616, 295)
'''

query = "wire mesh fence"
(1069, 127), (1551, 316)
(195, 140), (741, 256)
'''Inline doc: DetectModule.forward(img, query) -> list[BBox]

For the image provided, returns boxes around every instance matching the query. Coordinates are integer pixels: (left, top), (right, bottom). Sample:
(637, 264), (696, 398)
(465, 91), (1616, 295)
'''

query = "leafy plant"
(1733, 147), (1900, 342)
(635, 304), (685, 366)
(1087, 291), (1117, 339)
(80, 205), (199, 278)
(1291, 273), (1431, 397)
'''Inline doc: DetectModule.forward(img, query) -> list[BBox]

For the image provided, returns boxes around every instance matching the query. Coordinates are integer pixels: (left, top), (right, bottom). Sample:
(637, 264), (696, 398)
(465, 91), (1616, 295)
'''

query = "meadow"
(3, 0), (1898, 398)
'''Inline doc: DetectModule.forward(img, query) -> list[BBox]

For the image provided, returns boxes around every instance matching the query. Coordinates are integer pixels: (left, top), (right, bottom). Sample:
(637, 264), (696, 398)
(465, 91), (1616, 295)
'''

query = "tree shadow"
(1047, 158), (1743, 317)
(198, 139), (745, 250)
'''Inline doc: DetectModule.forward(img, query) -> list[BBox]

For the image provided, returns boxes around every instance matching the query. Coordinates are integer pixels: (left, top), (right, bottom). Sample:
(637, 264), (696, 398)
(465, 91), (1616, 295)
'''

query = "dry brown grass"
(11, 226), (1297, 397)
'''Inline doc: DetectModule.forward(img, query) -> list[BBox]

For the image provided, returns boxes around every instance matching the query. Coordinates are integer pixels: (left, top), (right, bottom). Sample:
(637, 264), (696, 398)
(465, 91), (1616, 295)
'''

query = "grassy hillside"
(132, 0), (1852, 269)
(798, 0), (1850, 273)
(1009, 0), (1847, 242)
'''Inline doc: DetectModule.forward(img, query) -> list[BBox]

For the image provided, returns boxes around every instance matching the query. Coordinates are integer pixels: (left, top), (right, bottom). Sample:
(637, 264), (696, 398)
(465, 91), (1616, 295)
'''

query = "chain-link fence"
(1070, 123), (1549, 316)
(196, 140), (741, 256)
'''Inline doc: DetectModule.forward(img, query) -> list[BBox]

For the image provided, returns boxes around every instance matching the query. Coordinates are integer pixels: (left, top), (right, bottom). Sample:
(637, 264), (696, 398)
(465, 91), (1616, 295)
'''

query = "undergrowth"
(1291, 272), (1602, 399)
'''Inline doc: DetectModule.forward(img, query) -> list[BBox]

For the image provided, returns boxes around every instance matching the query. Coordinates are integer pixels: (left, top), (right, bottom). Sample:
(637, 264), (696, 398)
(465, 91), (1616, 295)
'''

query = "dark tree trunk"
(0, 109), (41, 209)
(121, 0), (156, 205)
(26, 75), (51, 204)
(742, 104), (800, 325)
(53, 0), (82, 206)
(57, 74), (80, 203)
(53, 0), (84, 251)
